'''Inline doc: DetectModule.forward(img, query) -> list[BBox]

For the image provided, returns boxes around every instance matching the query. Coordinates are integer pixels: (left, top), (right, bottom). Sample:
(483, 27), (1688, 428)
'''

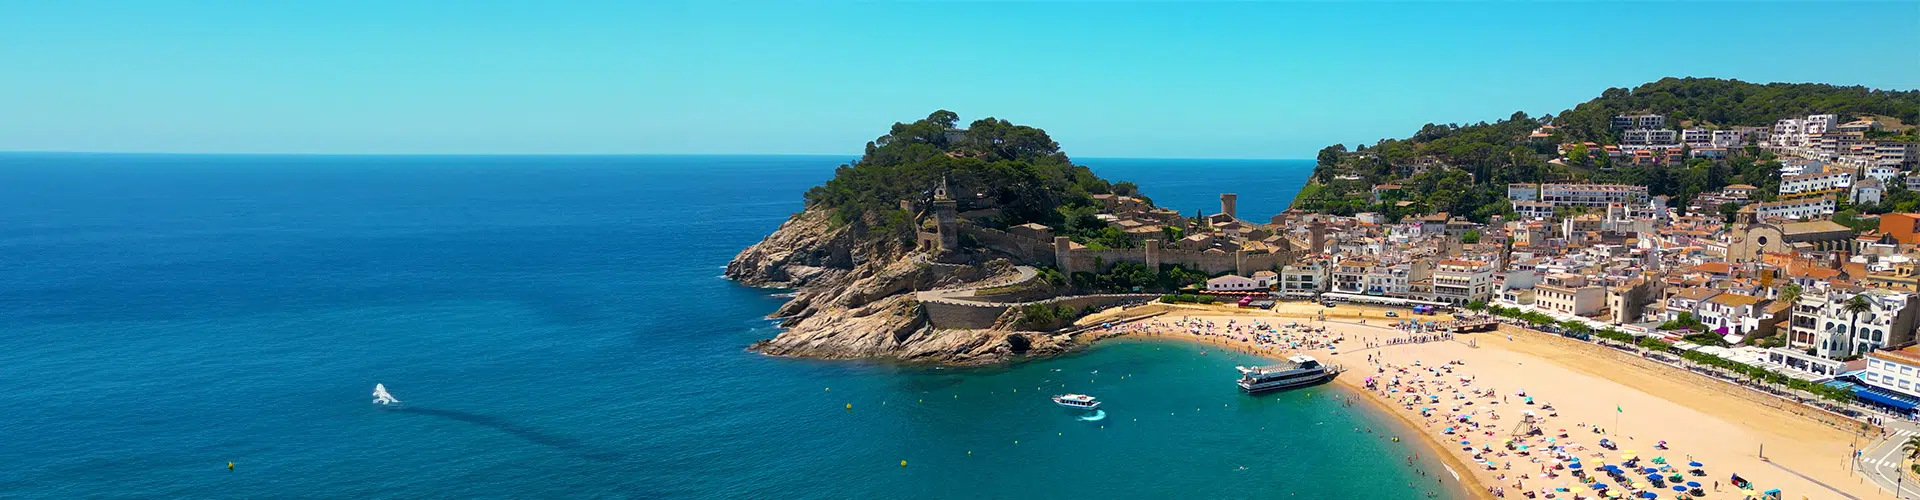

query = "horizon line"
(0, 150), (1310, 161)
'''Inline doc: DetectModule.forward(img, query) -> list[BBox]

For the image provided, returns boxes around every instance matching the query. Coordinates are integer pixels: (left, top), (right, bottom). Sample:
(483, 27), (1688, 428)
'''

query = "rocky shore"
(725, 208), (1077, 365)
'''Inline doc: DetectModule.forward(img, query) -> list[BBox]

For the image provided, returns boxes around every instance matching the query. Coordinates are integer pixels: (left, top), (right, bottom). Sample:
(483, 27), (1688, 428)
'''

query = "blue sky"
(2, 2), (1916, 158)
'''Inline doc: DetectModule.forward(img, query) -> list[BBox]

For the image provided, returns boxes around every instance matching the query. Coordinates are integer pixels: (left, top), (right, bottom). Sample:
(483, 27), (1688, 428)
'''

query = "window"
(1904, 366), (1913, 376)
(1903, 380), (1912, 390)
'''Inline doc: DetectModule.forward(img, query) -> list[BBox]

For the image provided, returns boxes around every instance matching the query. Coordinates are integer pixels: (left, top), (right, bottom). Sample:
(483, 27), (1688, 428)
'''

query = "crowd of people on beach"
(1108, 316), (1346, 355)
(1361, 355), (1728, 499)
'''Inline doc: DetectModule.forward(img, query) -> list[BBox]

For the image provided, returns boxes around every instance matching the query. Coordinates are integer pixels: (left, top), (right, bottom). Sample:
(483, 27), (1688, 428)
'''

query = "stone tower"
(1308, 220), (1327, 255)
(931, 177), (958, 252)
(1220, 193), (1238, 220)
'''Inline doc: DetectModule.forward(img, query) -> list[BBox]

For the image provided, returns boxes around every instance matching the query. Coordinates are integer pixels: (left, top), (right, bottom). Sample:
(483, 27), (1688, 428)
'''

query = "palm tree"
(1780, 283), (1803, 305)
(1845, 295), (1874, 356)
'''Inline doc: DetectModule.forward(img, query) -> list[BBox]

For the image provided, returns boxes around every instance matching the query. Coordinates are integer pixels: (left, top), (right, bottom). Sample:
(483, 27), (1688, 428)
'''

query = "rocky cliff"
(725, 208), (1074, 365)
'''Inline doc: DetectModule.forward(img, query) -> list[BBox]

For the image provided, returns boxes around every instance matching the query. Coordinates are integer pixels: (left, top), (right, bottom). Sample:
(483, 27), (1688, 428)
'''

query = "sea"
(0, 154), (1462, 499)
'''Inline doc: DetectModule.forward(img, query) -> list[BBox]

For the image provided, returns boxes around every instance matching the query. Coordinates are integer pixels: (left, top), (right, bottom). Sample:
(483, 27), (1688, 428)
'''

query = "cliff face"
(725, 208), (1072, 365)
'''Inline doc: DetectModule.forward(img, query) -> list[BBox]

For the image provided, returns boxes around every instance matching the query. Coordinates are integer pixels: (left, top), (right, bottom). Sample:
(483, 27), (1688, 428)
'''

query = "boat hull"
(1238, 371), (1333, 393)
(1054, 402), (1101, 410)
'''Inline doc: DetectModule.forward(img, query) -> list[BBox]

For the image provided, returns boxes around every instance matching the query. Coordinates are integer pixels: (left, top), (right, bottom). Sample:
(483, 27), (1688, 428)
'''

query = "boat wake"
(393, 407), (621, 462)
(1076, 410), (1108, 422)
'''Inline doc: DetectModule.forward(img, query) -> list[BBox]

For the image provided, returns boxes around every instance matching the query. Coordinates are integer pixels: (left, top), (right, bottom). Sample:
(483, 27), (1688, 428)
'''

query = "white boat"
(372, 383), (401, 406)
(1051, 393), (1101, 410)
(1236, 355), (1336, 393)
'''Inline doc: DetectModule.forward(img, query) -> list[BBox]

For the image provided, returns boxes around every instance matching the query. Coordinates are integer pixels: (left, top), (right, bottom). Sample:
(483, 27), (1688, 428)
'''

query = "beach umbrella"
(1638, 493), (1657, 499)
(1592, 483), (1609, 490)
(1684, 481), (1700, 488)
(1570, 463), (1583, 470)
(1670, 485), (1687, 492)
(1460, 440), (1471, 445)
(1642, 468), (1658, 474)
(1687, 461), (1702, 467)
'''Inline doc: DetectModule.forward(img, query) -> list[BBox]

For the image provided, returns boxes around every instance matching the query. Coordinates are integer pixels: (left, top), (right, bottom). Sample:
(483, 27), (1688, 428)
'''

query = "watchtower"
(931, 177), (958, 252)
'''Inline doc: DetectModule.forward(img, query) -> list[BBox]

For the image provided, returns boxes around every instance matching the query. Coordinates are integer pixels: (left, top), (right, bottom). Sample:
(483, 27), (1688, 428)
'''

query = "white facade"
(1751, 196), (1836, 220)
(1206, 274), (1259, 291)
(1779, 172), (1851, 196)
(1698, 293), (1768, 337)
(1431, 260), (1494, 306)
(1791, 289), (1917, 359)
(1533, 274), (1605, 316)
(1681, 128), (1712, 146)
(1279, 261), (1329, 297)
(1865, 351), (1920, 400)
(1711, 130), (1746, 148)
(1539, 184), (1650, 207)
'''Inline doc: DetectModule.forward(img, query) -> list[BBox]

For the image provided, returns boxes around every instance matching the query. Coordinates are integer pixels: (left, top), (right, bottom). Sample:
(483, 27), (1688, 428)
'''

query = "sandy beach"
(1098, 305), (1882, 500)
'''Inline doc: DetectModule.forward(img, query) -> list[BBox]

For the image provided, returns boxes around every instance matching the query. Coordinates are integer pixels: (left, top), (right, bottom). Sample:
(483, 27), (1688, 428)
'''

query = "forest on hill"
(802, 110), (1145, 248)
(1298, 77), (1920, 222)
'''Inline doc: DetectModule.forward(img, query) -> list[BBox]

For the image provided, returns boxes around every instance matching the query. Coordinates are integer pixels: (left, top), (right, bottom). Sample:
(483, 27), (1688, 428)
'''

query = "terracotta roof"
(1705, 293), (1762, 307)
(1672, 287), (1721, 301)
(1693, 262), (1734, 275)
(1872, 346), (1920, 366)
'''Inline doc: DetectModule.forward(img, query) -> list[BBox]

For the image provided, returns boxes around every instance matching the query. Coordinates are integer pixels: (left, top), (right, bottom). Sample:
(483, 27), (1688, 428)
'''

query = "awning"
(1854, 387), (1920, 410)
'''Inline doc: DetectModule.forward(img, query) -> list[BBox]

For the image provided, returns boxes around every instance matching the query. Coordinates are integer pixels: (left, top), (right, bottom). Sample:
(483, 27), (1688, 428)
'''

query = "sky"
(2, 1), (1917, 159)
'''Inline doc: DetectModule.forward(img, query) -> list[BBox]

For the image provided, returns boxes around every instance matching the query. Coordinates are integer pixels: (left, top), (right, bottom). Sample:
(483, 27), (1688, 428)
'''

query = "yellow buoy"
(227, 462), (234, 471)
(825, 388), (830, 392)
(846, 403), (853, 409)
(967, 451), (972, 455)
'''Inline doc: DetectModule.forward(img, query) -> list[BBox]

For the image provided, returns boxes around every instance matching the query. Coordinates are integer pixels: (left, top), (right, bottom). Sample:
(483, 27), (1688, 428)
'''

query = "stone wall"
(959, 222), (1056, 265)
(922, 293), (1158, 330)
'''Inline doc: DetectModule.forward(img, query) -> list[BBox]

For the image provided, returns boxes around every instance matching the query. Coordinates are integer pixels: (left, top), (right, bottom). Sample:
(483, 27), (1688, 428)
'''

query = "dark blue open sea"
(0, 154), (1459, 499)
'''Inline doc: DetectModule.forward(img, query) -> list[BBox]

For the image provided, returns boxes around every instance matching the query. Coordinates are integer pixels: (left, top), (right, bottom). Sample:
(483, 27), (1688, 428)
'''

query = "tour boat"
(1051, 393), (1101, 410)
(1236, 355), (1336, 393)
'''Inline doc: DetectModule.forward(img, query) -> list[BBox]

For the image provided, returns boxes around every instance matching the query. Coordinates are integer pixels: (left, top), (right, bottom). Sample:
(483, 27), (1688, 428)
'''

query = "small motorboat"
(1052, 393), (1101, 410)
(372, 383), (402, 407)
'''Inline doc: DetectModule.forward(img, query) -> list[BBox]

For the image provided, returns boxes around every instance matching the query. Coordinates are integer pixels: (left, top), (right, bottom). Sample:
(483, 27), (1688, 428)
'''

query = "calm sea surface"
(0, 154), (1457, 499)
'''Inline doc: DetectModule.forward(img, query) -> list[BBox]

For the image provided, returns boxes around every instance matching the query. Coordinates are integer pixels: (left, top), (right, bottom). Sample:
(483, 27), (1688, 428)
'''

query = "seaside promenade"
(1088, 303), (1888, 500)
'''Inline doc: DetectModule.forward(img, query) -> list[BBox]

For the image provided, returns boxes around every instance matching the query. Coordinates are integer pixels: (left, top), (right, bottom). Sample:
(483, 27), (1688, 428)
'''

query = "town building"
(1431, 259), (1494, 306)
(1747, 196), (1836, 221)
(1779, 171), (1851, 197)
(1206, 274), (1260, 292)
(1533, 273), (1606, 316)
(1537, 184), (1650, 208)
(1791, 289), (1920, 359)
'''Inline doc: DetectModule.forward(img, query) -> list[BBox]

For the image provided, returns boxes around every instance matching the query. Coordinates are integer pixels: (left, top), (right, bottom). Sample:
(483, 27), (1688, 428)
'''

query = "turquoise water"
(0, 154), (1455, 498)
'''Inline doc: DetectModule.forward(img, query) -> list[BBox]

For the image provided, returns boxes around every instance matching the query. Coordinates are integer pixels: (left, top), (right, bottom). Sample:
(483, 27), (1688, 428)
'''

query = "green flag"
(1616, 405), (1623, 413)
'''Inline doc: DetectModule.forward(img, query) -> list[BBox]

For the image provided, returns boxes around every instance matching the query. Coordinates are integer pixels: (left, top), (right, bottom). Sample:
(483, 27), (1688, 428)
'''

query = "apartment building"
(1533, 273), (1606, 316)
(1779, 171), (1851, 196)
(1612, 114), (1665, 129)
(1539, 184), (1650, 208)
(1711, 130), (1747, 148)
(1507, 183), (1540, 202)
(1279, 260), (1329, 298)
(1697, 292), (1768, 337)
(1331, 258), (1373, 294)
(1751, 196), (1836, 220)
(1681, 128), (1712, 146)
(1622, 128), (1679, 146)
(1791, 289), (1919, 359)
(1431, 259), (1494, 306)
(1862, 347), (1920, 408)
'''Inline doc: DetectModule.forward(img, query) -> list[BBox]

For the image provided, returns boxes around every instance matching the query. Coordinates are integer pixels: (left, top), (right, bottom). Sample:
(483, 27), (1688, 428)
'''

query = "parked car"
(1386, 311), (1399, 317)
